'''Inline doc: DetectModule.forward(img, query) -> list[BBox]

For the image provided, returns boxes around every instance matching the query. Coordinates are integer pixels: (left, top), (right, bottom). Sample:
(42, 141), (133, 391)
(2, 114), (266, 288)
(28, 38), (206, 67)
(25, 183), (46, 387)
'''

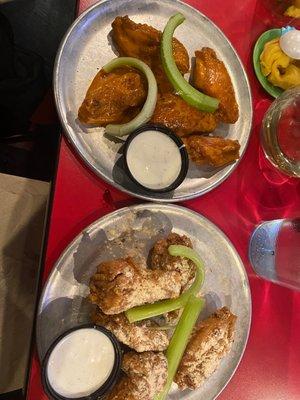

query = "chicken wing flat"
(151, 94), (217, 136)
(78, 67), (146, 125)
(193, 48), (239, 124)
(88, 257), (181, 314)
(107, 351), (168, 400)
(182, 135), (240, 167)
(175, 307), (237, 390)
(150, 233), (196, 289)
(112, 16), (189, 93)
(92, 309), (169, 352)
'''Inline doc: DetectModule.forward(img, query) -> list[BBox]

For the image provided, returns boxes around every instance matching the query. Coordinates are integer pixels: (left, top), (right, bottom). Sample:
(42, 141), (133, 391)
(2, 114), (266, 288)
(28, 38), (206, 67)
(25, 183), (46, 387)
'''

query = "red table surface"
(26, 1), (300, 399)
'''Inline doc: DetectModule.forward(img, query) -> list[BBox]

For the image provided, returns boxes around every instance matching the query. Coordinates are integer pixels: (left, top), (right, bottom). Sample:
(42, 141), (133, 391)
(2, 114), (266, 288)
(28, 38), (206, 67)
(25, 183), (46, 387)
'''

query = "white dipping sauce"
(47, 328), (115, 398)
(126, 130), (182, 190)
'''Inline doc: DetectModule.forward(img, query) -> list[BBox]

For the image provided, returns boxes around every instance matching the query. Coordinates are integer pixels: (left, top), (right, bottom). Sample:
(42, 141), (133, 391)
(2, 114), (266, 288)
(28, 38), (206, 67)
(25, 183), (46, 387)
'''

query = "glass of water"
(249, 218), (300, 290)
(261, 86), (300, 177)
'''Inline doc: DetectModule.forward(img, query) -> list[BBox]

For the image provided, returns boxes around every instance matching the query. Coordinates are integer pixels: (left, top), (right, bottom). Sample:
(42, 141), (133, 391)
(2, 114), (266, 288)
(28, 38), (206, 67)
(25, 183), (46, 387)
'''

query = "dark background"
(0, 0), (76, 182)
(0, 0), (76, 398)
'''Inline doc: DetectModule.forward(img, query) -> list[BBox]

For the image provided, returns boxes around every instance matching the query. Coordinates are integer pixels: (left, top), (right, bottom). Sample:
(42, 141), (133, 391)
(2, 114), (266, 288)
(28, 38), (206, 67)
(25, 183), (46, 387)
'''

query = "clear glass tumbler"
(261, 86), (300, 177)
(249, 218), (300, 290)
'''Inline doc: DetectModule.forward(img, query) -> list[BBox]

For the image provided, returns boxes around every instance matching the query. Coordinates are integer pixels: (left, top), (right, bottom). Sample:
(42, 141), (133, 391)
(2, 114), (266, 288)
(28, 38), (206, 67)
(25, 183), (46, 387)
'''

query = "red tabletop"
(26, 1), (300, 399)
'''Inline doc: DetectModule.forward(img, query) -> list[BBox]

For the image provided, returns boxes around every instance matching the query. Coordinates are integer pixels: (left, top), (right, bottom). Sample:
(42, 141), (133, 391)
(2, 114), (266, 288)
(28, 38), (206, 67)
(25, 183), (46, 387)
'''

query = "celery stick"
(126, 296), (185, 324)
(155, 296), (205, 400)
(102, 57), (157, 136)
(125, 245), (205, 323)
(161, 13), (219, 112)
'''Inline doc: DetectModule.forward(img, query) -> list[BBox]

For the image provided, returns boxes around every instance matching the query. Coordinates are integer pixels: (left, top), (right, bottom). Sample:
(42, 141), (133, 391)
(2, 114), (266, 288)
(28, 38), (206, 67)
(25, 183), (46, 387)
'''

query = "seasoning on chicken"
(112, 15), (189, 93)
(182, 135), (240, 167)
(151, 93), (217, 136)
(106, 351), (168, 400)
(193, 48), (239, 124)
(92, 309), (169, 352)
(88, 257), (182, 314)
(175, 307), (237, 390)
(150, 232), (196, 289)
(78, 67), (146, 125)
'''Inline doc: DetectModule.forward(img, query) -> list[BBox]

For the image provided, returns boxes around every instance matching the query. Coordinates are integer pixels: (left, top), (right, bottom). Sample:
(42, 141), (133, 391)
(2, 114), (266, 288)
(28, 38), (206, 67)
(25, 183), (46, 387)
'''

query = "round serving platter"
(37, 204), (251, 400)
(54, 0), (252, 202)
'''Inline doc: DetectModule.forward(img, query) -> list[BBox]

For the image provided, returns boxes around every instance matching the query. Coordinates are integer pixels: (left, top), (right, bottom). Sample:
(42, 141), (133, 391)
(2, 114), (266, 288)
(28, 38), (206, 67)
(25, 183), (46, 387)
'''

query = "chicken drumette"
(92, 309), (169, 352)
(182, 135), (240, 167)
(193, 47), (239, 124)
(106, 351), (168, 400)
(151, 93), (217, 136)
(88, 257), (181, 314)
(175, 307), (237, 390)
(78, 67), (146, 125)
(111, 15), (189, 93)
(150, 232), (196, 289)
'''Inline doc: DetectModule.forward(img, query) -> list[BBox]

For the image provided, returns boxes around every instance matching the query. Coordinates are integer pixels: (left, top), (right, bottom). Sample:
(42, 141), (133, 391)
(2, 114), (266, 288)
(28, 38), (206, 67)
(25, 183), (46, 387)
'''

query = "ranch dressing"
(126, 130), (182, 190)
(47, 328), (115, 398)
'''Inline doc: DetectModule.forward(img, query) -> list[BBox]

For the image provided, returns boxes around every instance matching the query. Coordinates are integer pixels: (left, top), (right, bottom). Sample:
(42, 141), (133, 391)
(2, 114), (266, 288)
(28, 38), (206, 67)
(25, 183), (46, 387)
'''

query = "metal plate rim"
(54, 0), (253, 202)
(37, 204), (252, 400)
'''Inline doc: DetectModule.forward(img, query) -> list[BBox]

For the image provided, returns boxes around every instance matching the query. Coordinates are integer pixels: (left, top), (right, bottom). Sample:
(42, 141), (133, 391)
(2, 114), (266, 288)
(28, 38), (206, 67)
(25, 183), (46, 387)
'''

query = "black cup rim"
(41, 324), (122, 400)
(123, 123), (189, 193)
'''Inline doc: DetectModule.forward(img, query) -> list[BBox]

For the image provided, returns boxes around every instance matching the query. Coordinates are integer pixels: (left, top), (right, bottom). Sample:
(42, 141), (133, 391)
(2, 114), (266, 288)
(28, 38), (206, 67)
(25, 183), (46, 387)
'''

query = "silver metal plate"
(37, 204), (251, 400)
(54, 0), (252, 202)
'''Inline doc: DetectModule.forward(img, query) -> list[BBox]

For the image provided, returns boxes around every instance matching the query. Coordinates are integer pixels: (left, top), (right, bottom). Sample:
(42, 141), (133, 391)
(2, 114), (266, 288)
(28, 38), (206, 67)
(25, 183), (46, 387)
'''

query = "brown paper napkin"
(0, 173), (49, 393)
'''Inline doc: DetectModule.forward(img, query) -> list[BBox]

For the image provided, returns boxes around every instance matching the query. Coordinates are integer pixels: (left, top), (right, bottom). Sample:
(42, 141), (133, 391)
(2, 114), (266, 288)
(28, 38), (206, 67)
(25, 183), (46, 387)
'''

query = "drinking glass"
(261, 86), (300, 177)
(249, 218), (300, 290)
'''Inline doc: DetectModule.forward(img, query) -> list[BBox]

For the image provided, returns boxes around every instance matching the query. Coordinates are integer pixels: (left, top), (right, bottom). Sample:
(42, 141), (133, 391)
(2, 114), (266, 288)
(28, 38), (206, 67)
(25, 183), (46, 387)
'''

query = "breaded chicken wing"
(182, 135), (240, 167)
(92, 309), (169, 352)
(107, 352), (168, 400)
(175, 307), (237, 390)
(150, 233), (196, 289)
(151, 93), (217, 136)
(112, 16), (189, 93)
(78, 67), (146, 125)
(193, 48), (239, 124)
(88, 257), (181, 314)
